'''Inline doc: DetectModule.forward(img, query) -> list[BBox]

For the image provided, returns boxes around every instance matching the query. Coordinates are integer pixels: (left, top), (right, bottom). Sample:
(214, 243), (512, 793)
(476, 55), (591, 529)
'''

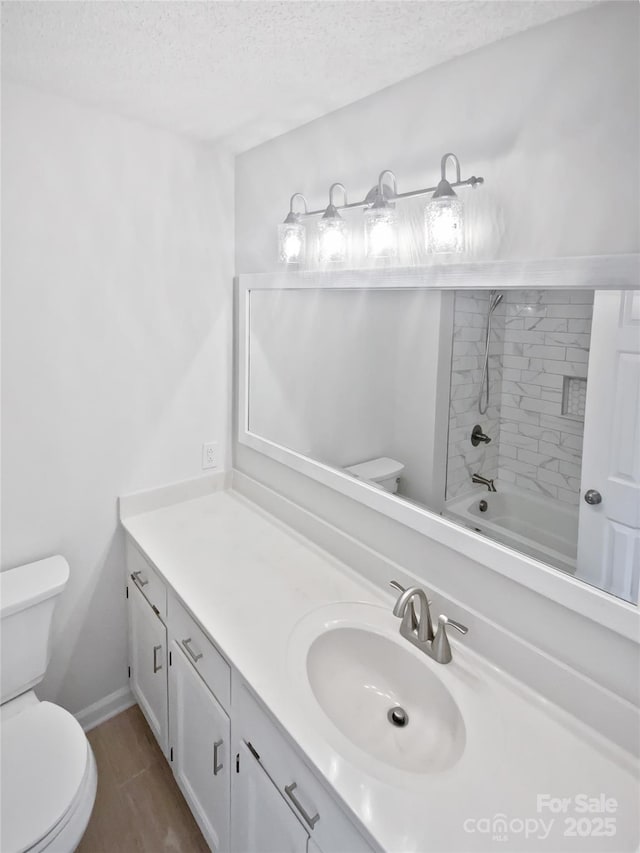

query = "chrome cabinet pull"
(131, 570), (149, 589)
(181, 637), (203, 662)
(284, 782), (319, 829)
(213, 739), (224, 775)
(152, 644), (162, 673)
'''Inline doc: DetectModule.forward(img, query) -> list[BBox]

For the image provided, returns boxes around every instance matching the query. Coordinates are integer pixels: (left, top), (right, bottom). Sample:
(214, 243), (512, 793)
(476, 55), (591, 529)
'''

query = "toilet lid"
(1, 701), (89, 853)
(346, 456), (404, 482)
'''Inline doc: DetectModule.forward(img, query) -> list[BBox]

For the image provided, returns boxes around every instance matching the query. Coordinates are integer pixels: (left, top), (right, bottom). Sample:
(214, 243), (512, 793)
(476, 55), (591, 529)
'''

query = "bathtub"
(444, 483), (578, 575)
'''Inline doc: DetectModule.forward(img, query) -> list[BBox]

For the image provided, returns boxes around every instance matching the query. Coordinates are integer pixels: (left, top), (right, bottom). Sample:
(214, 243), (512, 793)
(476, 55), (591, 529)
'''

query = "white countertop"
(121, 488), (639, 853)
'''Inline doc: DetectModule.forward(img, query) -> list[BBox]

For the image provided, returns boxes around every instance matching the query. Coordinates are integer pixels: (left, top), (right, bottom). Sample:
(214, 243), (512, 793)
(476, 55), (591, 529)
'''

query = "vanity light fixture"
(278, 154), (483, 264)
(425, 153), (465, 254)
(317, 183), (349, 264)
(278, 193), (308, 264)
(364, 170), (398, 259)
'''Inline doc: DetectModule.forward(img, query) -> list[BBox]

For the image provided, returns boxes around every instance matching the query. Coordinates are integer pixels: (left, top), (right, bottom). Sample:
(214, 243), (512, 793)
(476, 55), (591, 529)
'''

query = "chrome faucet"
(471, 473), (497, 492)
(392, 584), (434, 642)
(390, 581), (468, 665)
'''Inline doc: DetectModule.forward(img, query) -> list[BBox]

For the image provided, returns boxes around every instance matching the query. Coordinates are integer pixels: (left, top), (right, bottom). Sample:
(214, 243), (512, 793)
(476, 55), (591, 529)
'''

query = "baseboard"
(75, 685), (136, 732)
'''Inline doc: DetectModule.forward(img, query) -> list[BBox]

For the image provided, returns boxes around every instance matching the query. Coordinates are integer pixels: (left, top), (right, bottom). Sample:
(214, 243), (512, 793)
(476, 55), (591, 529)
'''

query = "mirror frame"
(237, 254), (640, 641)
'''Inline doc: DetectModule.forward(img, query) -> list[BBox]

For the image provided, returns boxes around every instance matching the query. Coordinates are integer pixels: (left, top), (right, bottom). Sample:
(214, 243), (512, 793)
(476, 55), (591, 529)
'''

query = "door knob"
(584, 489), (602, 505)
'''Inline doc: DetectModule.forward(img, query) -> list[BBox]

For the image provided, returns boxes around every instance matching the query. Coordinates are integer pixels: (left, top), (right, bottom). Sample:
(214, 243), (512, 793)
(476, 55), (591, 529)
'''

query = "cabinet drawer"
(169, 596), (231, 712)
(127, 540), (167, 620)
(237, 684), (375, 853)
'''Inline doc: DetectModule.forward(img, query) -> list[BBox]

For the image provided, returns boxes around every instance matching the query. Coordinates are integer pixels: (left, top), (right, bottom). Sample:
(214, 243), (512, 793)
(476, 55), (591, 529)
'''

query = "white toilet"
(0, 556), (97, 853)
(345, 456), (404, 493)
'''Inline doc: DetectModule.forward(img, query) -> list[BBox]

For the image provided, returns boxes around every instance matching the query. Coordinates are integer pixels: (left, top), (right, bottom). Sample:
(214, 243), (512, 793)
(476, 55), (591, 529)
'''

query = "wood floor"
(77, 704), (209, 853)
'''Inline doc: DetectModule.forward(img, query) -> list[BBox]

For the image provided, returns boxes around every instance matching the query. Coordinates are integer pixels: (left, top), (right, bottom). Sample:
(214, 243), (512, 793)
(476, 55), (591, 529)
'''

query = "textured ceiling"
(1, 1), (593, 148)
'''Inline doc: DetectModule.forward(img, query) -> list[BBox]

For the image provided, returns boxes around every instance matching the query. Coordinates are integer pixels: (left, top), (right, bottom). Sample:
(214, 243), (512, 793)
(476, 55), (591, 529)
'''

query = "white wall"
(236, 2), (638, 273)
(249, 289), (396, 465)
(234, 3), (640, 710)
(1, 82), (234, 716)
(248, 287), (448, 507)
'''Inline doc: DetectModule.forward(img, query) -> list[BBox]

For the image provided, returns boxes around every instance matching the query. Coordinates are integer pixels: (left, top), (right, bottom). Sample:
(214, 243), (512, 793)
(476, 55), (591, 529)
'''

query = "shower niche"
(237, 257), (639, 609)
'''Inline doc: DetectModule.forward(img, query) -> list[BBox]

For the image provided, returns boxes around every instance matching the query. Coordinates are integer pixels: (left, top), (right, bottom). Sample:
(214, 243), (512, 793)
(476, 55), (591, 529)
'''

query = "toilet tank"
(0, 556), (70, 704)
(345, 457), (405, 493)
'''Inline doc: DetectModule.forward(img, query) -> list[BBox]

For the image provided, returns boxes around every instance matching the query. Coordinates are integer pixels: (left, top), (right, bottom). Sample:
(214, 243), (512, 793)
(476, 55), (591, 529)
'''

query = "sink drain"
(387, 706), (409, 728)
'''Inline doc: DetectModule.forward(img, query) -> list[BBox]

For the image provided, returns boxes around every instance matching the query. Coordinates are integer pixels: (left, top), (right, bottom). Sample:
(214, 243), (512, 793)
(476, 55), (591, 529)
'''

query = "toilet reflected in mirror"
(345, 457), (405, 494)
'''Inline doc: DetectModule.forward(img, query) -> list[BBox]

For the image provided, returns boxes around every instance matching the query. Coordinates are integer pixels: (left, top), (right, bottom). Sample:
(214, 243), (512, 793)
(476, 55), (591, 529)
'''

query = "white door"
(577, 290), (640, 602)
(169, 640), (230, 853)
(129, 581), (168, 754)
(232, 741), (309, 853)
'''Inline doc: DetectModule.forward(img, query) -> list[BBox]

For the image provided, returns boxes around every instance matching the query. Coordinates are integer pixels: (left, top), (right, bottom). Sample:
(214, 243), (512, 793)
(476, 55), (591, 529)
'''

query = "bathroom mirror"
(237, 257), (640, 622)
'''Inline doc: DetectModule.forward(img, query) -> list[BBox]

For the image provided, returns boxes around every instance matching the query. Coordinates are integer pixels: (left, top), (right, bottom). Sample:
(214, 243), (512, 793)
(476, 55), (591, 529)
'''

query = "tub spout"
(472, 473), (496, 492)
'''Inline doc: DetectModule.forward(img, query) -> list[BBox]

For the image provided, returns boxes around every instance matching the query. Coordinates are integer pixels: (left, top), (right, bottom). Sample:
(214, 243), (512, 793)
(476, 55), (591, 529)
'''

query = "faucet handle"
(432, 614), (469, 664)
(442, 616), (468, 635)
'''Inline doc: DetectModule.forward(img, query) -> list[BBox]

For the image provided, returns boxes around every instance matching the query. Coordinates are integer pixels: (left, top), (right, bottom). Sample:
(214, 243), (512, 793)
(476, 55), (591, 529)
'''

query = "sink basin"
(303, 619), (466, 773)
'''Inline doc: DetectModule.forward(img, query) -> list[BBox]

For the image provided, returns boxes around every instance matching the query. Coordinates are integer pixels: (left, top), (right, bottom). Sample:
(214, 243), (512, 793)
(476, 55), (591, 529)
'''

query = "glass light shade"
(425, 195), (465, 254)
(317, 217), (348, 263)
(364, 205), (398, 259)
(278, 220), (305, 264)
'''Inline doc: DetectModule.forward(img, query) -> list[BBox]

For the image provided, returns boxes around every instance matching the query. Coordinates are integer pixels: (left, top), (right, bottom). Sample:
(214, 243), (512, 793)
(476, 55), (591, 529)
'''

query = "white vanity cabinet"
(169, 637), (230, 852)
(125, 537), (375, 853)
(232, 741), (310, 853)
(128, 572), (169, 757)
(234, 683), (374, 853)
(167, 594), (232, 852)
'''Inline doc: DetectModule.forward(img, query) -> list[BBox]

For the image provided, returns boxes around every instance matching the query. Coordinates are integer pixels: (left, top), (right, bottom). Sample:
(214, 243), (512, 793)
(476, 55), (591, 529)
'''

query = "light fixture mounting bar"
(298, 175), (484, 218)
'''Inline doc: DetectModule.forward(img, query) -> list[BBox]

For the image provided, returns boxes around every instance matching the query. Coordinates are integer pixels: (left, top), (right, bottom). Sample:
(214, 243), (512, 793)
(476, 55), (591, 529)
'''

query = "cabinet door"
(129, 581), (168, 755)
(169, 640), (230, 853)
(232, 741), (309, 853)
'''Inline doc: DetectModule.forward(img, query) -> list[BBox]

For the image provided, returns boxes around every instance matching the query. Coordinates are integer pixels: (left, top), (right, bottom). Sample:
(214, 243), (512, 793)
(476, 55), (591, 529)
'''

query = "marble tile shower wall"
(446, 292), (505, 499)
(497, 290), (593, 505)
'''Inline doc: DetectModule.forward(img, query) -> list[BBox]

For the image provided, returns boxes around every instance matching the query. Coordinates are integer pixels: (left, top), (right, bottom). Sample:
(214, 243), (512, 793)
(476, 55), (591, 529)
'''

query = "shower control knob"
(471, 424), (492, 447)
(584, 489), (602, 506)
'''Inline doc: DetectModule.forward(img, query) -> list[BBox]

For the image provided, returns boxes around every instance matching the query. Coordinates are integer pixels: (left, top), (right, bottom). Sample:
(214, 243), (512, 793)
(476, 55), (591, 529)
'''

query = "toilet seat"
(28, 747), (97, 853)
(1, 701), (93, 853)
